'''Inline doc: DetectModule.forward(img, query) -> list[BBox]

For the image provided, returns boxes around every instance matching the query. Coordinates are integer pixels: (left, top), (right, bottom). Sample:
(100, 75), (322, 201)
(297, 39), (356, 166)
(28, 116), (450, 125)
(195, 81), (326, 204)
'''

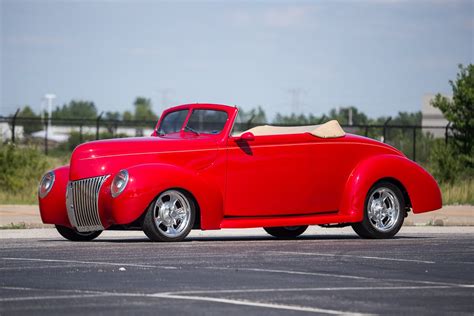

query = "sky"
(1, 0), (473, 120)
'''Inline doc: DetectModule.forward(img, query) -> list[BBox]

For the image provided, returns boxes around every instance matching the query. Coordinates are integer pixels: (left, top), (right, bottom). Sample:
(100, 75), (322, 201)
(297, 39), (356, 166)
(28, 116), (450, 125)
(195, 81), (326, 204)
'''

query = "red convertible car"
(38, 103), (442, 241)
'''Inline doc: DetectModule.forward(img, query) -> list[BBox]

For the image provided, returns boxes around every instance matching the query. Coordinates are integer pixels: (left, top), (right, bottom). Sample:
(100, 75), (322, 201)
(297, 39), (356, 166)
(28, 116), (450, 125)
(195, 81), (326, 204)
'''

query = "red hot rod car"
(38, 103), (442, 241)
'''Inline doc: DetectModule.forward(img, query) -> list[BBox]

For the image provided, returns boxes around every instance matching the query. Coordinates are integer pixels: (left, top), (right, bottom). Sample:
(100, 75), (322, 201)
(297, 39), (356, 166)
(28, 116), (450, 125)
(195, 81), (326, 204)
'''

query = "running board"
(220, 212), (358, 229)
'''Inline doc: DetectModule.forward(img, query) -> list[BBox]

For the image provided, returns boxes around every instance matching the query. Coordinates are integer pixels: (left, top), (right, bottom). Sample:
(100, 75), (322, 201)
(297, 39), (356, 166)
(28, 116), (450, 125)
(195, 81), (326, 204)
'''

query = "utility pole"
(287, 88), (305, 113)
(40, 98), (45, 124)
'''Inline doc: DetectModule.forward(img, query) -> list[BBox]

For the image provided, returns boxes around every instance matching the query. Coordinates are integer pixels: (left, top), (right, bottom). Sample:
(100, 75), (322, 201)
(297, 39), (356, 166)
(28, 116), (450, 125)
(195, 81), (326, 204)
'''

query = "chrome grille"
(66, 175), (108, 232)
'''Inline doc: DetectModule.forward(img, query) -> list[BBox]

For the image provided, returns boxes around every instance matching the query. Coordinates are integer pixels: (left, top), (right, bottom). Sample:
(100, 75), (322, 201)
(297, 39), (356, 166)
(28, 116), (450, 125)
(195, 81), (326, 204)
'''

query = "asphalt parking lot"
(1, 227), (473, 315)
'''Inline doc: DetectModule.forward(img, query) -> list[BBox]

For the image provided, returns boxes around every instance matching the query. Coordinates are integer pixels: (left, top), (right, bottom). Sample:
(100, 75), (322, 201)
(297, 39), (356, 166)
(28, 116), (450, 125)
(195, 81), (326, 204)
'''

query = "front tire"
(352, 181), (405, 239)
(264, 226), (308, 238)
(143, 190), (195, 242)
(55, 225), (102, 241)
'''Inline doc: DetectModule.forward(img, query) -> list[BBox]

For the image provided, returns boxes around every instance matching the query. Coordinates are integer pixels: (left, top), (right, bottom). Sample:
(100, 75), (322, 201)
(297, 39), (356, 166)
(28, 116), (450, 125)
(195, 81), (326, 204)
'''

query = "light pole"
(43, 94), (56, 132)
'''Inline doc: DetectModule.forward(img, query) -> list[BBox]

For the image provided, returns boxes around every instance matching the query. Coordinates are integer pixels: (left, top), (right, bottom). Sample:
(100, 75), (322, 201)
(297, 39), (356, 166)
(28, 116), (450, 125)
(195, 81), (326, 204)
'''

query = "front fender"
(103, 163), (224, 229)
(339, 154), (442, 220)
(39, 165), (72, 228)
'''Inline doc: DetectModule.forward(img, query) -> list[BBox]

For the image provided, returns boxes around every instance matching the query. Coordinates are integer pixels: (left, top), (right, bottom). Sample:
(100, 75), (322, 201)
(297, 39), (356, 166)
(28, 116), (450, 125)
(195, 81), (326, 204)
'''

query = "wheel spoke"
(376, 218), (384, 229)
(368, 210), (374, 219)
(167, 226), (177, 235)
(169, 195), (178, 207)
(155, 218), (163, 227)
(154, 203), (162, 217)
(370, 200), (377, 210)
(154, 207), (160, 220)
(175, 208), (187, 220)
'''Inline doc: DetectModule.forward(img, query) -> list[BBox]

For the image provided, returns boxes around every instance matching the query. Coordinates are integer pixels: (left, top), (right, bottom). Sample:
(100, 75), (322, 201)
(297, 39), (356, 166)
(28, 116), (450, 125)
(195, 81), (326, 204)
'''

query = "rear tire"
(264, 226), (308, 238)
(55, 225), (102, 241)
(352, 181), (405, 239)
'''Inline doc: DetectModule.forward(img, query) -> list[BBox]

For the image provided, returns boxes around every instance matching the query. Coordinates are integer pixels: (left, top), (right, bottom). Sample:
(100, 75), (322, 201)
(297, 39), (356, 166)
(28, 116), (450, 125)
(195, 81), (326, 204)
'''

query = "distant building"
(0, 122), (153, 143)
(0, 122), (24, 142)
(421, 94), (450, 138)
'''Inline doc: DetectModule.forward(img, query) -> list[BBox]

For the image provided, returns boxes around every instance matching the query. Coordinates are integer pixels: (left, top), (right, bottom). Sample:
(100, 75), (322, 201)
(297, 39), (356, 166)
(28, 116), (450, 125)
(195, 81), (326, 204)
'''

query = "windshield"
(185, 109), (228, 134)
(158, 110), (188, 135)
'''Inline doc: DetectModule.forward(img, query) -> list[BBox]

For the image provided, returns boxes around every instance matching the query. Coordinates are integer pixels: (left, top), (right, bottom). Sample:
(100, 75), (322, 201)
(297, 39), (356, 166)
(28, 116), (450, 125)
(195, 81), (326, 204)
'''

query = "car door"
(225, 133), (317, 217)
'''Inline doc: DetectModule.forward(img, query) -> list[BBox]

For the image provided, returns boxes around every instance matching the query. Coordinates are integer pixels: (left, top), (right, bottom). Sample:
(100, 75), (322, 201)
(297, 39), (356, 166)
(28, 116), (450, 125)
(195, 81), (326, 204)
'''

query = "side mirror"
(240, 132), (255, 141)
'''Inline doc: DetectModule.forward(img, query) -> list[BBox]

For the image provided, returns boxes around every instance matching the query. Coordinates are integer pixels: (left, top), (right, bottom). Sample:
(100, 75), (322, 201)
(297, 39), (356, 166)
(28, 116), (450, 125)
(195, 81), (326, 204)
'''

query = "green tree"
(431, 64), (473, 160)
(238, 106), (267, 125)
(273, 106), (368, 126)
(105, 111), (121, 121)
(273, 113), (312, 125)
(133, 97), (157, 122)
(327, 106), (369, 125)
(104, 111), (121, 134)
(428, 64), (474, 182)
(123, 111), (133, 121)
(383, 111), (434, 162)
(18, 106), (42, 135)
(52, 100), (98, 120)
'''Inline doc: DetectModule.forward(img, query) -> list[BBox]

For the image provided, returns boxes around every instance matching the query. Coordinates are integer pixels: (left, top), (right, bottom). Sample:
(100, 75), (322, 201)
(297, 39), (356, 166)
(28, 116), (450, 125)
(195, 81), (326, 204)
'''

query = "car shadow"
(40, 234), (431, 243)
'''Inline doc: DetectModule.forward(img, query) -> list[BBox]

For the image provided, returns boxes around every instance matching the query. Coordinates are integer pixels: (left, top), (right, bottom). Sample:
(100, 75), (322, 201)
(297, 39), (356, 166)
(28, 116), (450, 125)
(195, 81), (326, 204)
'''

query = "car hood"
(69, 137), (219, 180)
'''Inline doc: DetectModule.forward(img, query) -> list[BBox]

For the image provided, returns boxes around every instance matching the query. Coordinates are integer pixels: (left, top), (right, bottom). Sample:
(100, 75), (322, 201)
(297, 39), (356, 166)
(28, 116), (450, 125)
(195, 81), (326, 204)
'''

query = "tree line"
(17, 97), (157, 123)
(15, 97), (421, 127)
(10, 64), (473, 184)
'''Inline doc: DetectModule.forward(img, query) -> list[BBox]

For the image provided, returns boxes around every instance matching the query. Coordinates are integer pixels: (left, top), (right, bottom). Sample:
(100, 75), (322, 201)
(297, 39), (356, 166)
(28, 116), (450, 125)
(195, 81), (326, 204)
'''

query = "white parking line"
(270, 251), (436, 264)
(207, 266), (473, 287)
(152, 293), (372, 315)
(158, 285), (453, 295)
(1, 286), (39, 291)
(0, 265), (71, 271)
(207, 266), (372, 280)
(0, 294), (114, 302)
(0, 286), (127, 295)
(0, 257), (177, 269)
(0, 286), (369, 315)
(3, 285), (472, 314)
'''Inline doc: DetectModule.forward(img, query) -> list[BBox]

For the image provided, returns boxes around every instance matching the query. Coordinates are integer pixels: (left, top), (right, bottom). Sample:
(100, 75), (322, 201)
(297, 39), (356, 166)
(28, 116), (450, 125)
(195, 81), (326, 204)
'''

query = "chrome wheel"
(352, 181), (405, 239)
(153, 190), (192, 238)
(367, 187), (400, 232)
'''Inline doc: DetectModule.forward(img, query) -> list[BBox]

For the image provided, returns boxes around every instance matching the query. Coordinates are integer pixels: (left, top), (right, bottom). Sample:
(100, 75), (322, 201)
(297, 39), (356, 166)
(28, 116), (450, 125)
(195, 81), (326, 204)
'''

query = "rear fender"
(103, 163), (224, 229)
(339, 155), (442, 220)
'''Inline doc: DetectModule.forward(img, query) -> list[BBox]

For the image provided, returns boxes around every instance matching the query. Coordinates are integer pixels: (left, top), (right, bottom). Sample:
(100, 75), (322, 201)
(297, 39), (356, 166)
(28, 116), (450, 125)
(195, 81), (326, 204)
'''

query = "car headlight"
(111, 169), (129, 198)
(38, 171), (55, 199)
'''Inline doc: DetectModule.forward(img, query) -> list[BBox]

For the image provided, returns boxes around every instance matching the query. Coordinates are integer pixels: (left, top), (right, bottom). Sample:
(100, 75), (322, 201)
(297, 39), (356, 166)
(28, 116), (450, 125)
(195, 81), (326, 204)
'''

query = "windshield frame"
(153, 104), (238, 142)
(184, 108), (229, 136)
(156, 109), (189, 136)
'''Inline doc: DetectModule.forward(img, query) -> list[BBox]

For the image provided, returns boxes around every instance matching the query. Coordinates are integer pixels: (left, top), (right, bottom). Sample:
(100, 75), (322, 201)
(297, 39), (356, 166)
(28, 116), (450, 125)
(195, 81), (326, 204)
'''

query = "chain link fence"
(0, 115), (451, 163)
